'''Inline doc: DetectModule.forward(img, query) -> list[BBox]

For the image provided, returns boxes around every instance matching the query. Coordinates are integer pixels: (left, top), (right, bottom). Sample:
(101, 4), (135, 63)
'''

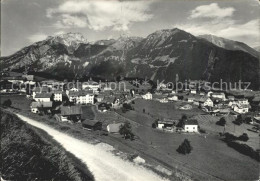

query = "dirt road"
(16, 114), (169, 181)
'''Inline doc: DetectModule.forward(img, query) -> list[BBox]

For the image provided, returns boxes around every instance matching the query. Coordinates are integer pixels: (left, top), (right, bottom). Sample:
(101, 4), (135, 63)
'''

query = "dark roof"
(35, 93), (53, 98)
(69, 90), (93, 97)
(33, 87), (49, 93)
(31, 101), (53, 108)
(52, 90), (63, 94)
(61, 106), (82, 116)
(184, 119), (198, 125)
(82, 119), (100, 126)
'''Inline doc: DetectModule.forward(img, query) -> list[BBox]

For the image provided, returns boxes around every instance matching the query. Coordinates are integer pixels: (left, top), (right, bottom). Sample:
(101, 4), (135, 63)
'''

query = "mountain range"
(1, 29), (259, 89)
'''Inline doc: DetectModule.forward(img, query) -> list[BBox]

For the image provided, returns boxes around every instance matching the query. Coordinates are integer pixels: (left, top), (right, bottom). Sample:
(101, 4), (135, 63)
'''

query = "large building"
(34, 93), (53, 102)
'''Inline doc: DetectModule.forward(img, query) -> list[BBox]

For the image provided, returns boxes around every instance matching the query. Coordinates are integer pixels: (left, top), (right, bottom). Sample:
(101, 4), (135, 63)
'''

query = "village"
(1, 72), (260, 180)
(1, 72), (259, 131)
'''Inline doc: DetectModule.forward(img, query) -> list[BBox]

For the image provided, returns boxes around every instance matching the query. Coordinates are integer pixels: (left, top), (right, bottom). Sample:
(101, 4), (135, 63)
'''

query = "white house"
(187, 97), (194, 103)
(77, 91), (94, 104)
(168, 95), (178, 101)
(68, 90), (94, 104)
(237, 98), (249, 105)
(211, 92), (226, 100)
(199, 97), (213, 107)
(142, 92), (152, 100)
(190, 89), (197, 94)
(34, 93), (53, 102)
(52, 90), (63, 102)
(183, 119), (198, 132)
(234, 105), (249, 114)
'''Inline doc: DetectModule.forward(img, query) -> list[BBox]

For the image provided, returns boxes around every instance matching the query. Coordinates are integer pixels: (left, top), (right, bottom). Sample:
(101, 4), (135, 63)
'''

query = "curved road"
(16, 114), (169, 181)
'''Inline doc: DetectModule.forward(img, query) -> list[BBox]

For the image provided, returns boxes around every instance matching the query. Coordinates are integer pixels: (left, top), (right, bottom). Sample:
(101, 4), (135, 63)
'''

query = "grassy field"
(192, 114), (260, 150)
(114, 100), (259, 181)
(0, 94), (31, 111)
(131, 99), (204, 120)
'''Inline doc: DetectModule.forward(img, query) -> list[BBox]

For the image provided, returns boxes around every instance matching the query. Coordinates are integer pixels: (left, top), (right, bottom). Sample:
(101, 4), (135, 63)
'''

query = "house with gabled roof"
(34, 93), (53, 102)
(31, 101), (53, 113)
(60, 105), (82, 122)
(211, 92), (226, 100)
(199, 96), (213, 107)
(183, 119), (198, 132)
(52, 90), (63, 102)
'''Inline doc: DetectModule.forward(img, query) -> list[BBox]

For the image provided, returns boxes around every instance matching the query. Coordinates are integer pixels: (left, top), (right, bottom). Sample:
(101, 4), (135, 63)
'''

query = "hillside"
(198, 34), (259, 57)
(0, 109), (93, 181)
(1, 29), (259, 89)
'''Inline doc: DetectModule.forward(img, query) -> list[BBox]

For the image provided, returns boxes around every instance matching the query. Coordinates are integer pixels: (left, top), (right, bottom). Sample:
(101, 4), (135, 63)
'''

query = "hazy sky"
(1, 0), (259, 56)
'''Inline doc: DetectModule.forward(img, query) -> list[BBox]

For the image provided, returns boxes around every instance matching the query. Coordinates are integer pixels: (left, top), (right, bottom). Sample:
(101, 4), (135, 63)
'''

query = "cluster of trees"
(122, 103), (134, 113)
(223, 132), (249, 142)
(177, 139), (192, 154)
(119, 122), (134, 140)
(233, 115), (253, 125)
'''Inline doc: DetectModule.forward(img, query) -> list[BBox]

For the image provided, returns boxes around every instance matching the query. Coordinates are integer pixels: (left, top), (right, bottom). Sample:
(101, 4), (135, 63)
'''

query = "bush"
(238, 133), (249, 142)
(131, 101), (135, 104)
(177, 139), (192, 154)
(2, 99), (12, 107)
(223, 132), (238, 141)
(199, 129), (206, 134)
(216, 117), (226, 126)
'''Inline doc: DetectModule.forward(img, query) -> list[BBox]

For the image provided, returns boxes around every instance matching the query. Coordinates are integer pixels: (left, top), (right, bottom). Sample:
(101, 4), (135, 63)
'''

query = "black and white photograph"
(0, 0), (259, 180)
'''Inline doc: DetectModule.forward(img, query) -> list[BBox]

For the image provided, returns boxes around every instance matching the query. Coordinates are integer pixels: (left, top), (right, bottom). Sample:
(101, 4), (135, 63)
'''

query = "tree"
(119, 122), (134, 140)
(152, 119), (159, 128)
(177, 114), (187, 127)
(216, 117), (226, 126)
(177, 139), (192, 154)
(233, 115), (243, 125)
(2, 99), (12, 107)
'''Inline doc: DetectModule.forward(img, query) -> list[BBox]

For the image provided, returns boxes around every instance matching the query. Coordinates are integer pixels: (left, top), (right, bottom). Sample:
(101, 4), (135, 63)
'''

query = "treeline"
(222, 132), (259, 162)
(0, 109), (93, 181)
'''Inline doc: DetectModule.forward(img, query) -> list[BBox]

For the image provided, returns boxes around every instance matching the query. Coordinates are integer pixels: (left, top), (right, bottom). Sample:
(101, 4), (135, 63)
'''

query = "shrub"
(216, 117), (226, 126)
(238, 133), (249, 142)
(177, 139), (192, 154)
(233, 115), (243, 125)
(199, 129), (206, 134)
